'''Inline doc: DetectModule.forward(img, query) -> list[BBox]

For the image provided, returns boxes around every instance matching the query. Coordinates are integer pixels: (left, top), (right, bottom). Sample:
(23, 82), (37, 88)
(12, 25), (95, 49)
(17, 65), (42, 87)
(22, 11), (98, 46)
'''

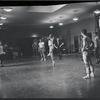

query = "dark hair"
(81, 29), (87, 35)
(94, 32), (98, 36)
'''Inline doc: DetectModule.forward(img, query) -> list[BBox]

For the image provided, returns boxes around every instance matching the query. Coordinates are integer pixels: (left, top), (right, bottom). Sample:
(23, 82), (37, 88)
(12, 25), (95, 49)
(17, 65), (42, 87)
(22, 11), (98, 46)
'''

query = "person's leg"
(36, 48), (38, 57)
(47, 47), (51, 56)
(89, 56), (95, 77)
(95, 47), (99, 63)
(59, 48), (62, 59)
(42, 50), (46, 61)
(40, 50), (43, 61)
(58, 48), (60, 60)
(81, 53), (83, 61)
(97, 48), (100, 63)
(82, 51), (90, 79)
(0, 54), (4, 67)
(33, 49), (35, 57)
(50, 46), (55, 66)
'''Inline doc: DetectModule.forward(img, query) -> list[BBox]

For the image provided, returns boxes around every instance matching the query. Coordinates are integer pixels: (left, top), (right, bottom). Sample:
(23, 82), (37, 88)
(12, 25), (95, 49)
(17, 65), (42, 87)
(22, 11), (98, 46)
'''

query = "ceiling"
(0, 2), (100, 30)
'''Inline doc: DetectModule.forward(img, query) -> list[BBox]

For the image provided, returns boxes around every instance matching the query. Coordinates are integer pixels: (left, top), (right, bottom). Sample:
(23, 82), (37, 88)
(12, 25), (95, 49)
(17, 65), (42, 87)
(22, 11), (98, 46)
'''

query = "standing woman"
(32, 39), (38, 57)
(38, 38), (46, 61)
(94, 32), (100, 63)
(0, 41), (5, 67)
(47, 34), (55, 66)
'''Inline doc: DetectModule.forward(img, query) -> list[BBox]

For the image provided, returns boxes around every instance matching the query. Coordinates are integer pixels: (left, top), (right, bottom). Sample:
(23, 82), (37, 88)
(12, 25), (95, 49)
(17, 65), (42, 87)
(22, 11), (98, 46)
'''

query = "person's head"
(81, 29), (87, 37)
(48, 34), (53, 39)
(50, 35), (54, 39)
(57, 37), (59, 41)
(39, 39), (42, 42)
(94, 32), (98, 36)
(34, 39), (37, 43)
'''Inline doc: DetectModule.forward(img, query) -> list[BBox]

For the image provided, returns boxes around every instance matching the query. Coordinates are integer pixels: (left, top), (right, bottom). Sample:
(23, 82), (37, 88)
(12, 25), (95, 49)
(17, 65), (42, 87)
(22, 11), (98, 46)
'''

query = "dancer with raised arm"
(47, 34), (55, 66)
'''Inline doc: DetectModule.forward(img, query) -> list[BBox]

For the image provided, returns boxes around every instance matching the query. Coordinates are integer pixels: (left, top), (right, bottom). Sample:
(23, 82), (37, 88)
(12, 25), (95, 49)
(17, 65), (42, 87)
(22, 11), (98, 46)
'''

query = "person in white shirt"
(38, 39), (46, 61)
(47, 34), (55, 66)
(0, 41), (5, 67)
(94, 32), (100, 63)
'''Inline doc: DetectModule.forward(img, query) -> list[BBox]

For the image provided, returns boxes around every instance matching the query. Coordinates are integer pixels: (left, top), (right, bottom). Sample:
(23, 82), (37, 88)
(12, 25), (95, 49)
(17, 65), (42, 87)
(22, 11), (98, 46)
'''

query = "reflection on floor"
(0, 54), (100, 98)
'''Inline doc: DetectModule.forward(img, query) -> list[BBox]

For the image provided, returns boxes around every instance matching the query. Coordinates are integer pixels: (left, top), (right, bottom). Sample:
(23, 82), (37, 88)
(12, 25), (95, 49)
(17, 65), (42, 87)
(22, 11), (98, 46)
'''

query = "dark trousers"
(94, 47), (100, 59)
(0, 54), (4, 65)
(57, 47), (62, 59)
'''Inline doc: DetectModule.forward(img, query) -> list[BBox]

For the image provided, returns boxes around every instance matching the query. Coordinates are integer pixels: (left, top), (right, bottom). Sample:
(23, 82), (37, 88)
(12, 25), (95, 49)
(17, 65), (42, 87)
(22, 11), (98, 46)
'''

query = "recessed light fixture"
(0, 16), (6, 20)
(94, 2), (100, 14)
(73, 17), (78, 21)
(73, 10), (79, 21)
(58, 22), (63, 26)
(0, 23), (3, 25)
(50, 25), (54, 28)
(94, 9), (100, 14)
(58, 16), (63, 26)
(4, 8), (13, 12)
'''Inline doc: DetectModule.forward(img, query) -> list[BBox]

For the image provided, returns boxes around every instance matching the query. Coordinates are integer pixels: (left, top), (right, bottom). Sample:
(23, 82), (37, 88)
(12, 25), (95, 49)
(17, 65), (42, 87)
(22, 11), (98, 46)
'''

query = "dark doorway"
(74, 35), (79, 53)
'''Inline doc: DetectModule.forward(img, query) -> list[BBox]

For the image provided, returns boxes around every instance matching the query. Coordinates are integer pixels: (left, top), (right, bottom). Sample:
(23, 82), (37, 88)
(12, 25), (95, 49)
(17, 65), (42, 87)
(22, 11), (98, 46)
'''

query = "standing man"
(55, 37), (64, 60)
(94, 32), (100, 64)
(81, 29), (94, 79)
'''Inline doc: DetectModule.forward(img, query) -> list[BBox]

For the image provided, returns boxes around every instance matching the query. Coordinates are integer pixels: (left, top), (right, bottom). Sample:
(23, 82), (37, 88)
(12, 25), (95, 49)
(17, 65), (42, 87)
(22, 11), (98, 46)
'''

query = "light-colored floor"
(0, 54), (100, 98)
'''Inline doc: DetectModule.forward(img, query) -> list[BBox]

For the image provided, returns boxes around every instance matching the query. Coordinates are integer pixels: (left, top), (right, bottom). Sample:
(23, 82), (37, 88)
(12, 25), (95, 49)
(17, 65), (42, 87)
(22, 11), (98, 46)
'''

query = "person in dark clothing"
(94, 32), (100, 63)
(54, 37), (64, 60)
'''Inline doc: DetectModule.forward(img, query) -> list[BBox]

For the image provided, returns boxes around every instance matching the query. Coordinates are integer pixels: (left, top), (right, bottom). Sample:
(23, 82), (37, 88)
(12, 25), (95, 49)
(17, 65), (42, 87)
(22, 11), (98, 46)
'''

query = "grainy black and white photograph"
(0, 0), (100, 98)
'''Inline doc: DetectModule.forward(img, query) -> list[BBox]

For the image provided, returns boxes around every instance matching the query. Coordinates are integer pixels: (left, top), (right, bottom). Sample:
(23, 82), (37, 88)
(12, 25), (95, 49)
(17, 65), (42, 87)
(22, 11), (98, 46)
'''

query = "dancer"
(81, 29), (94, 79)
(55, 37), (64, 60)
(0, 41), (5, 67)
(38, 38), (46, 61)
(47, 34), (55, 66)
(94, 32), (100, 64)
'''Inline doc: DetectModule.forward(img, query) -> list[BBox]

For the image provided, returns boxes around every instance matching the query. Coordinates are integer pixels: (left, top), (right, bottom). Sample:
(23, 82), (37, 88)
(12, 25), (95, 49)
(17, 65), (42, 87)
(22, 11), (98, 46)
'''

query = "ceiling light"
(94, 9), (100, 14)
(73, 17), (78, 21)
(31, 34), (38, 37)
(0, 23), (3, 25)
(59, 22), (63, 26)
(0, 16), (6, 20)
(73, 10), (79, 21)
(50, 25), (54, 28)
(4, 8), (13, 12)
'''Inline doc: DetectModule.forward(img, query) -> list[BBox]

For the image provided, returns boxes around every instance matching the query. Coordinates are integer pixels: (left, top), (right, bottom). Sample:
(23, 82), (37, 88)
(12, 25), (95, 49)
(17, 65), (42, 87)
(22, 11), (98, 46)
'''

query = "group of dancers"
(38, 34), (64, 66)
(37, 29), (100, 79)
(0, 29), (100, 79)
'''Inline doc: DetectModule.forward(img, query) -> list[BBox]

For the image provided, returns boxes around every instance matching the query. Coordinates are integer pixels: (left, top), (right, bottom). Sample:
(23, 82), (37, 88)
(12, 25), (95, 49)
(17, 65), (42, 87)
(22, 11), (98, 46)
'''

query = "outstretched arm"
(60, 42), (64, 47)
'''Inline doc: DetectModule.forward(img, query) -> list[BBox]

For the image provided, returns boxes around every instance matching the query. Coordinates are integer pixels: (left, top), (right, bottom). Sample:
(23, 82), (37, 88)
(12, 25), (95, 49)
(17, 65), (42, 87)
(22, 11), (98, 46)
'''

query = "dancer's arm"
(60, 42), (64, 48)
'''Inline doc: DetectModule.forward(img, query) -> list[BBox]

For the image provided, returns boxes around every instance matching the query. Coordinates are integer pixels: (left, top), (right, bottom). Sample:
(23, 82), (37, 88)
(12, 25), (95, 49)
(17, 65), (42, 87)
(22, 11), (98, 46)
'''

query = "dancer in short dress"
(47, 34), (55, 66)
